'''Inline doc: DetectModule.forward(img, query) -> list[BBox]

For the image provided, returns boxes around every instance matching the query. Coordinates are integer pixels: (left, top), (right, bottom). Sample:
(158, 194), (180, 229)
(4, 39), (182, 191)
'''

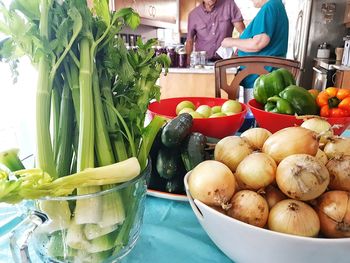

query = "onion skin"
(236, 153), (277, 190)
(315, 148), (328, 165)
(227, 190), (269, 228)
(262, 127), (319, 163)
(268, 199), (320, 237)
(214, 136), (253, 172)
(261, 185), (287, 209)
(301, 118), (333, 145)
(317, 191), (350, 238)
(324, 137), (350, 159)
(276, 154), (330, 201)
(188, 160), (236, 206)
(326, 156), (350, 191)
(240, 128), (272, 150)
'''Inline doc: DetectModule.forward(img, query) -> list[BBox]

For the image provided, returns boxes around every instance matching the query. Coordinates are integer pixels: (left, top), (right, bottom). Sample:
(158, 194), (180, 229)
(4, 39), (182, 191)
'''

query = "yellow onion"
(268, 199), (320, 237)
(276, 154), (329, 201)
(240, 128), (272, 150)
(262, 127), (319, 163)
(323, 137), (350, 159)
(188, 160), (236, 206)
(315, 148), (328, 165)
(261, 185), (287, 209)
(235, 153), (276, 190)
(326, 155), (350, 191)
(317, 191), (350, 238)
(227, 190), (269, 228)
(214, 136), (253, 172)
(301, 118), (333, 144)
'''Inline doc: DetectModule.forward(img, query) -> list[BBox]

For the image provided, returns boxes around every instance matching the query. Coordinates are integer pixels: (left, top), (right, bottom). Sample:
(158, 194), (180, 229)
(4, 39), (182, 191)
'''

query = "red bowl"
(248, 99), (350, 135)
(147, 97), (247, 138)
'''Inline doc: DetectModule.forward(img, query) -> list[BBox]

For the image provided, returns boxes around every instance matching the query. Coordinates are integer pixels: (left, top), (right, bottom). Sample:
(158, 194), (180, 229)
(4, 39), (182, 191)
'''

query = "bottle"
(178, 49), (187, 68)
(166, 46), (178, 67)
(199, 51), (207, 66)
(190, 51), (199, 68)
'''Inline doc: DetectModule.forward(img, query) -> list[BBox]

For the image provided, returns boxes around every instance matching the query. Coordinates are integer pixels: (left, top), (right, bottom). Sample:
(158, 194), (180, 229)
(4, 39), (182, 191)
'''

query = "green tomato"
(209, 112), (227, 118)
(221, 100), (242, 114)
(178, 107), (194, 115)
(189, 111), (204, 119)
(211, 105), (222, 114)
(196, 105), (212, 118)
(176, 100), (196, 115)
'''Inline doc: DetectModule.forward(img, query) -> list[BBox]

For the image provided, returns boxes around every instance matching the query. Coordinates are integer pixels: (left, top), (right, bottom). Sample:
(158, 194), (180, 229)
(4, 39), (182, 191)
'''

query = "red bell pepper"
(316, 87), (350, 117)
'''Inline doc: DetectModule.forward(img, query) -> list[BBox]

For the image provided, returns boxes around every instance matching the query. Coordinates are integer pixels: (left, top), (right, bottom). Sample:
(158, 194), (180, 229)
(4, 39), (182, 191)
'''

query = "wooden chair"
(214, 56), (301, 99)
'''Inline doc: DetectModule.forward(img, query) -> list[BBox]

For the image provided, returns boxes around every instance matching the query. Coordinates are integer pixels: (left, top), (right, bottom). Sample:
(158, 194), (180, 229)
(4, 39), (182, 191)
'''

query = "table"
(0, 196), (232, 263)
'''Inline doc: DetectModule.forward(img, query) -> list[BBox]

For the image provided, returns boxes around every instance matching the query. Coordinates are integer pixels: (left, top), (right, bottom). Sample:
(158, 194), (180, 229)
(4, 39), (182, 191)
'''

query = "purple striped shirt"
(187, 0), (243, 59)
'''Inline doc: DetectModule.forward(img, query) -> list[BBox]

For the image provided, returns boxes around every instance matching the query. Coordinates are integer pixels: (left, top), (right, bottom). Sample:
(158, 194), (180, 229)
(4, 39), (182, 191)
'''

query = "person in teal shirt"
(221, 0), (289, 95)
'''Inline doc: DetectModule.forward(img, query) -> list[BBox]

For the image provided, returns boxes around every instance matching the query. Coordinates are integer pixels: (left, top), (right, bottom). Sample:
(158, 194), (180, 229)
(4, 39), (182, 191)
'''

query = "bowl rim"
(248, 98), (350, 121)
(184, 171), (350, 243)
(148, 97), (247, 120)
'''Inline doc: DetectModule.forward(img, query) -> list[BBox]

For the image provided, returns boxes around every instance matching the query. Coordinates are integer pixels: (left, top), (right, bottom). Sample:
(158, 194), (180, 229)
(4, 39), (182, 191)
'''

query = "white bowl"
(184, 172), (350, 263)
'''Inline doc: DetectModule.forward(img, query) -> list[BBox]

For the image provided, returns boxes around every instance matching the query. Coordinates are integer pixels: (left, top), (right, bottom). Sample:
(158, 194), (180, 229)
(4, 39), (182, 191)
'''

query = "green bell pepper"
(276, 68), (296, 87)
(265, 96), (295, 115)
(279, 85), (318, 115)
(253, 68), (296, 104)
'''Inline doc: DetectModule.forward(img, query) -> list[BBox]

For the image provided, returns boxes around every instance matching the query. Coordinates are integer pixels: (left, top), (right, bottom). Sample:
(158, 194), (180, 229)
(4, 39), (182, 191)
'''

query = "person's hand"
(221, 37), (235, 48)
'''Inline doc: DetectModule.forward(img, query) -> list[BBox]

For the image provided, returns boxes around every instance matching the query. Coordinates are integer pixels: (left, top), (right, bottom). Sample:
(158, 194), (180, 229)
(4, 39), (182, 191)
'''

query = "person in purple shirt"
(185, 0), (245, 64)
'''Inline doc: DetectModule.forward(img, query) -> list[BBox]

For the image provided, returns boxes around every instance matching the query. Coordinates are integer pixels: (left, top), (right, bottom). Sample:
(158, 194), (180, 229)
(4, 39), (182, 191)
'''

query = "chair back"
(214, 56), (301, 99)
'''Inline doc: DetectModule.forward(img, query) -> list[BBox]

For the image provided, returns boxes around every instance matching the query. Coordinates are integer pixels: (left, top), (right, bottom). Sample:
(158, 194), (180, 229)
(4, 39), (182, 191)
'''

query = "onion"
(301, 118), (333, 144)
(235, 153), (276, 190)
(214, 136), (253, 172)
(276, 154), (330, 201)
(323, 137), (350, 159)
(315, 148), (328, 165)
(317, 191), (350, 238)
(261, 185), (287, 209)
(326, 155), (350, 191)
(240, 128), (272, 150)
(188, 160), (236, 207)
(268, 199), (320, 237)
(227, 190), (269, 228)
(262, 127), (319, 163)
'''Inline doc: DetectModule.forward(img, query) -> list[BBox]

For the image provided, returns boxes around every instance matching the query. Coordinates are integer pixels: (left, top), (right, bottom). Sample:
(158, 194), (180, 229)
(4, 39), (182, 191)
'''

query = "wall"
(301, 0), (348, 88)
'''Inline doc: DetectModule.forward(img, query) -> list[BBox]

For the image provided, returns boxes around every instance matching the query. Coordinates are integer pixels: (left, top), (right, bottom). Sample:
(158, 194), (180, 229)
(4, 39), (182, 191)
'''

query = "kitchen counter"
(166, 67), (238, 74)
(160, 67), (237, 99)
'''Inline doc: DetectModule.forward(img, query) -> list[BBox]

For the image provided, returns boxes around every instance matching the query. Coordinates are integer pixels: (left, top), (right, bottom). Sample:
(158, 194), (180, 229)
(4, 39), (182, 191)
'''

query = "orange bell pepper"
(316, 87), (350, 117)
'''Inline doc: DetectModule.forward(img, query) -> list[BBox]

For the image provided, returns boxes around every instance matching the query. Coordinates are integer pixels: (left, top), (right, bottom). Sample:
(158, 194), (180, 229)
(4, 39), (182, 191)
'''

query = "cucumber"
(161, 113), (193, 148)
(181, 132), (207, 172)
(156, 148), (182, 179)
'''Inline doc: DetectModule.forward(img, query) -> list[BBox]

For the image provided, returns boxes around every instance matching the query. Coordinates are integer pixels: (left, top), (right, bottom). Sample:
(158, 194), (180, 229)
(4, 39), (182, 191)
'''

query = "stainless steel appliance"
(342, 37), (350, 67)
(312, 59), (337, 91)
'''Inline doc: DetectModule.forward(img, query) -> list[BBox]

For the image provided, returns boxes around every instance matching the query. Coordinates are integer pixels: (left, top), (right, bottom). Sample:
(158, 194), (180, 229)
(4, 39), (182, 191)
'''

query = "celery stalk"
(84, 224), (119, 240)
(0, 148), (25, 172)
(66, 218), (90, 250)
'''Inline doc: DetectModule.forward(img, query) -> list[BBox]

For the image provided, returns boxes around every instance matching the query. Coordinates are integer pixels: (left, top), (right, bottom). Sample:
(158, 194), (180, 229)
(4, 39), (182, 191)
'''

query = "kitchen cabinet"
(113, 0), (177, 28)
(179, 0), (201, 34)
(335, 70), (350, 89)
(345, 1), (350, 27)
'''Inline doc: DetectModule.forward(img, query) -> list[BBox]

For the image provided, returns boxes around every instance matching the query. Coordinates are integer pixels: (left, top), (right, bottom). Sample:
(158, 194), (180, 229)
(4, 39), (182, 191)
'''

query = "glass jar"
(9, 160), (151, 263)
(199, 51), (207, 66)
(190, 51), (200, 68)
(178, 50), (188, 68)
(166, 46), (178, 68)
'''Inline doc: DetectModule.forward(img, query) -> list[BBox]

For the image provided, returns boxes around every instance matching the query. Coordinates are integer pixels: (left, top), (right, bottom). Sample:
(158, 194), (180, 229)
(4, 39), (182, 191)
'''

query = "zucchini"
(165, 175), (185, 194)
(161, 113), (193, 148)
(181, 132), (207, 172)
(156, 148), (182, 179)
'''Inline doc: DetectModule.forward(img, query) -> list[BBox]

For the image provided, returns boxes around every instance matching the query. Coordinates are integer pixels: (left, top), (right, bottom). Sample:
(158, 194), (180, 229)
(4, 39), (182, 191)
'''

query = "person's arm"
(234, 21), (245, 34)
(221, 33), (270, 53)
(185, 38), (194, 65)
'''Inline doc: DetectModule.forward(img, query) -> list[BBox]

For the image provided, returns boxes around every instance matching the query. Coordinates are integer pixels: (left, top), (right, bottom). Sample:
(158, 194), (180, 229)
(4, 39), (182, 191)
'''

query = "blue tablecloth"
(0, 196), (232, 263)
